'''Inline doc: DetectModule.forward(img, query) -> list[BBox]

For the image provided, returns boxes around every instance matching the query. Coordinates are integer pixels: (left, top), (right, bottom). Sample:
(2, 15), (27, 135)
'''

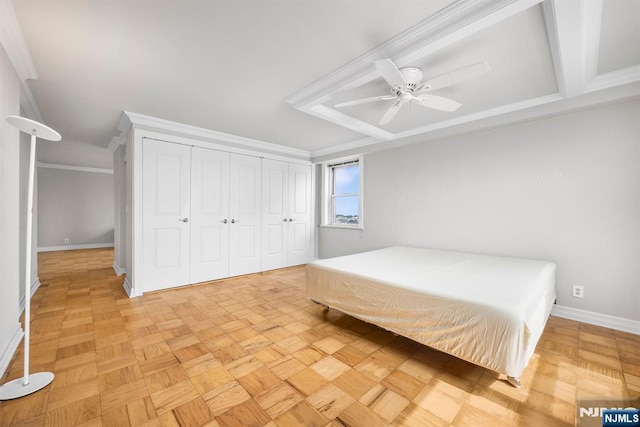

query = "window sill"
(319, 224), (364, 230)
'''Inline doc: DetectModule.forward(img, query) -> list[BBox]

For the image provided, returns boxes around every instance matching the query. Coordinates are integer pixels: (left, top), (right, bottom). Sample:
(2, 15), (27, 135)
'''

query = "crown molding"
(393, 93), (564, 140)
(107, 136), (123, 154)
(118, 111), (132, 134)
(306, 105), (393, 140)
(0, 1), (45, 127)
(311, 136), (380, 159)
(20, 81), (43, 122)
(0, 0), (37, 81)
(587, 64), (640, 93)
(123, 111), (311, 160)
(37, 162), (113, 174)
(106, 113), (132, 154)
(311, 93), (562, 159)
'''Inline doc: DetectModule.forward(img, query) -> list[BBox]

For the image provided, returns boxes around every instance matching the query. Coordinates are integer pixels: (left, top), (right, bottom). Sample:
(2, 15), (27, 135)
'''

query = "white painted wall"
(37, 167), (114, 249)
(113, 145), (126, 274)
(318, 101), (640, 321)
(19, 127), (38, 309)
(0, 45), (24, 376)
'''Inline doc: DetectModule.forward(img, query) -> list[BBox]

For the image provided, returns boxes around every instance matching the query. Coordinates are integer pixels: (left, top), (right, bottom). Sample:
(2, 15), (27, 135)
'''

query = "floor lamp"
(0, 116), (60, 400)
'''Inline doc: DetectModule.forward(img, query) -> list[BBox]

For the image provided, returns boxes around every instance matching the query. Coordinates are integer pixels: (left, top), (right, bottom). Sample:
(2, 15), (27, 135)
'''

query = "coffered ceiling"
(3, 0), (640, 164)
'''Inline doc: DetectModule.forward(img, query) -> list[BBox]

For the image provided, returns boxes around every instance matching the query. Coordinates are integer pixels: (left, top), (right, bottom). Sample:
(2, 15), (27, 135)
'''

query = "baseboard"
(123, 277), (133, 297)
(19, 277), (41, 315)
(552, 304), (640, 335)
(112, 261), (125, 276)
(0, 324), (24, 378)
(38, 242), (115, 252)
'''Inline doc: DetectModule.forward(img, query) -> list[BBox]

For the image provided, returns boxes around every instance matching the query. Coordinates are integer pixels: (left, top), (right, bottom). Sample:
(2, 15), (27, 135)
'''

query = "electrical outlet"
(572, 285), (584, 298)
(64, 238), (69, 244)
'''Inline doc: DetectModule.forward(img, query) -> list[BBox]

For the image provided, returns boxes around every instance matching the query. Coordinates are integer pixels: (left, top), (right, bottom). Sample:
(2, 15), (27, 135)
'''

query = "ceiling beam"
(307, 105), (394, 140)
(543, 0), (603, 98)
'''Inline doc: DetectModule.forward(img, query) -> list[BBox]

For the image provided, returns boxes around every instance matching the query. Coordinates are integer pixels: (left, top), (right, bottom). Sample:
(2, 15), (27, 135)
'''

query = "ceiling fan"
(334, 59), (491, 126)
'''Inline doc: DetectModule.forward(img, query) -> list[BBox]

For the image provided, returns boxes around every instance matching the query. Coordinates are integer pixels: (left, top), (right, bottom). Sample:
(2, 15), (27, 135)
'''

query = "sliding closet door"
(190, 148), (230, 283)
(228, 153), (261, 276)
(142, 139), (191, 291)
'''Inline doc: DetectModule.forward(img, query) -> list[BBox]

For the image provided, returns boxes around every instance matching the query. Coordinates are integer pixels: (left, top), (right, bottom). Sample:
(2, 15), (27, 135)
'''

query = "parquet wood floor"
(0, 248), (638, 426)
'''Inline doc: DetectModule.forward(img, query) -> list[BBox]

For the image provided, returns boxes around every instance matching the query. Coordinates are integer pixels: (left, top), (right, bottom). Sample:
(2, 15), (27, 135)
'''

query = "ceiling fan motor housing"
(399, 67), (423, 90)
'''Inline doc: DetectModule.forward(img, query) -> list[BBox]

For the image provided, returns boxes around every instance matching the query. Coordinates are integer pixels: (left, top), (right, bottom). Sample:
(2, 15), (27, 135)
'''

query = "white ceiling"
(6, 0), (640, 164)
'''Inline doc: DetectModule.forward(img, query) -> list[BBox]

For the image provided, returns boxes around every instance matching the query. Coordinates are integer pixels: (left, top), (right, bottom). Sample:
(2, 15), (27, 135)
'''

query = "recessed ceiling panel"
(598, 0), (640, 74)
(325, 4), (557, 134)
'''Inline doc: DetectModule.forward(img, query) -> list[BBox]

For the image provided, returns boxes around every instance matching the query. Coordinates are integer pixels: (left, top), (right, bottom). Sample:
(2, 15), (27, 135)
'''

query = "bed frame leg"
(507, 376), (521, 388)
(310, 298), (330, 312)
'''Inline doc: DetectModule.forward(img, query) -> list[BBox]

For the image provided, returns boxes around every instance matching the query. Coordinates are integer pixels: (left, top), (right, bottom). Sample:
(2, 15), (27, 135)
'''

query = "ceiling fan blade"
(418, 61), (490, 92)
(374, 59), (406, 87)
(334, 95), (396, 108)
(379, 100), (404, 125)
(413, 94), (461, 112)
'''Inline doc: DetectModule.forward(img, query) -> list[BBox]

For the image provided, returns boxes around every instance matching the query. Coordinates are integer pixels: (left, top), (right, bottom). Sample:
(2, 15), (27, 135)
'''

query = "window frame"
(321, 155), (364, 229)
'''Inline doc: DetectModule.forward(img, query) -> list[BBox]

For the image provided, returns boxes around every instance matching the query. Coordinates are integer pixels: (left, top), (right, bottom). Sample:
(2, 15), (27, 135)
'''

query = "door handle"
(178, 218), (189, 223)
(288, 218), (295, 222)
(220, 219), (228, 224)
(231, 219), (239, 224)
(282, 218), (288, 222)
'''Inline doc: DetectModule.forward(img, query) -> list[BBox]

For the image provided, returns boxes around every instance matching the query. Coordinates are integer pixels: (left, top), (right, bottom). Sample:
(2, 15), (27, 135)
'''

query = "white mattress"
(306, 246), (556, 377)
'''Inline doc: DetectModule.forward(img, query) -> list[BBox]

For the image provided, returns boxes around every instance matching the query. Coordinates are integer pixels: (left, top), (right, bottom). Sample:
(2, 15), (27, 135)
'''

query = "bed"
(306, 246), (556, 387)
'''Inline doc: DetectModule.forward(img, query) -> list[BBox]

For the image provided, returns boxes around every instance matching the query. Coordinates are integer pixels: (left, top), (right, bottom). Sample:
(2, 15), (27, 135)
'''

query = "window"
(323, 156), (363, 227)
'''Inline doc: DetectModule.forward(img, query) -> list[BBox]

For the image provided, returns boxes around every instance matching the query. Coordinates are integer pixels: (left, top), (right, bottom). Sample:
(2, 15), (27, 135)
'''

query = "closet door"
(190, 148), (230, 283)
(142, 139), (191, 291)
(228, 153), (261, 276)
(287, 163), (312, 266)
(261, 159), (289, 271)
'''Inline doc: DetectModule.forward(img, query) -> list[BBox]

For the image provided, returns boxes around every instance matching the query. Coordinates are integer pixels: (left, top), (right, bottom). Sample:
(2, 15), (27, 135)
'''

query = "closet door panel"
(261, 159), (288, 271)
(229, 154), (261, 276)
(287, 163), (312, 266)
(190, 148), (230, 283)
(142, 139), (191, 291)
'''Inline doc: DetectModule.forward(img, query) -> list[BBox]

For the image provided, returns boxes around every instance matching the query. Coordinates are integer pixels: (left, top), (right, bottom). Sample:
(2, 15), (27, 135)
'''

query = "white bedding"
(306, 246), (556, 378)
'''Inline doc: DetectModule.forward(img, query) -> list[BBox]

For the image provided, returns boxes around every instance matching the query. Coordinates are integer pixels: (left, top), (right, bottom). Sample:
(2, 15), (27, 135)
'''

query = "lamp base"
(0, 372), (54, 400)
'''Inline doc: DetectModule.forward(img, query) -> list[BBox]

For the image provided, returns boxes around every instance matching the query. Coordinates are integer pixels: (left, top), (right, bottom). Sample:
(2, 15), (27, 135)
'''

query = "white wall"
(113, 144), (126, 274)
(37, 167), (114, 249)
(318, 101), (640, 322)
(0, 44), (24, 376)
(19, 127), (38, 309)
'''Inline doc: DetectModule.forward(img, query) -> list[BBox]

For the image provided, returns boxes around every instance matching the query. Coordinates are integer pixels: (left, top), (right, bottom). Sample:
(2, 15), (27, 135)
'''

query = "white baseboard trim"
(551, 304), (640, 335)
(0, 323), (24, 378)
(112, 262), (125, 276)
(123, 277), (133, 297)
(19, 278), (41, 315)
(38, 242), (115, 252)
